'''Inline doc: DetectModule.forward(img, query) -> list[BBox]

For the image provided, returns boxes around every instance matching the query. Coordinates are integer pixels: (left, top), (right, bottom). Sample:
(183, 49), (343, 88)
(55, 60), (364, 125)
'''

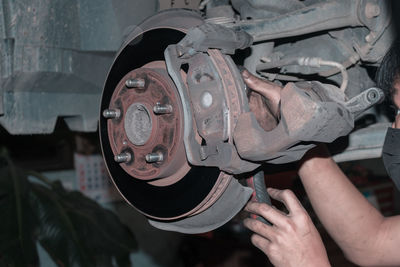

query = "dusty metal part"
(153, 103), (173, 114)
(103, 108), (121, 119)
(231, 0), (305, 19)
(114, 152), (132, 163)
(145, 152), (164, 163)
(234, 82), (383, 163)
(345, 87), (384, 118)
(227, 0), (363, 42)
(358, 0), (390, 34)
(124, 103), (153, 146)
(205, 5), (235, 24)
(177, 23), (253, 56)
(99, 10), (255, 226)
(158, 0), (201, 10)
(125, 78), (146, 89)
(165, 44), (259, 174)
(187, 53), (230, 141)
(231, 0), (389, 67)
(365, 2), (381, 19)
(106, 65), (188, 183)
(354, 0), (392, 62)
(148, 178), (253, 234)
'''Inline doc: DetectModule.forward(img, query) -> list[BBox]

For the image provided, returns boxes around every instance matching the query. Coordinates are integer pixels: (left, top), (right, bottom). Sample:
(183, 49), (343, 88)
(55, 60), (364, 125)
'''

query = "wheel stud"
(153, 102), (173, 114)
(114, 152), (131, 163)
(103, 108), (121, 119)
(145, 152), (164, 163)
(125, 78), (145, 88)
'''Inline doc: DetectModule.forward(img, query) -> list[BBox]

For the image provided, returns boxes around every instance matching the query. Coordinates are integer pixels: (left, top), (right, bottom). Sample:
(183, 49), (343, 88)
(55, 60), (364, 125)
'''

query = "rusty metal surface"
(227, 0), (363, 42)
(99, 9), (253, 224)
(106, 62), (189, 185)
(165, 43), (259, 174)
(234, 81), (383, 163)
(148, 178), (253, 234)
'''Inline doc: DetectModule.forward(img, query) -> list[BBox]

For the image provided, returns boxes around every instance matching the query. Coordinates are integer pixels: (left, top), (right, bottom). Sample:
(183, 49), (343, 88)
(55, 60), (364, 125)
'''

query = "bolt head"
(365, 3), (380, 19)
(365, 32), (376, 43)
(367, 89), (378, 102)
(201, 92), (213, 108)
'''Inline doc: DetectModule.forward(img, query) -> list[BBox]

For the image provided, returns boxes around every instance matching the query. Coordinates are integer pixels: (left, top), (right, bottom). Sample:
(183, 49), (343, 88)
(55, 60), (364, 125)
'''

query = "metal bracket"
(176, 23), (253, 57)
(164, 45), (235, 169)
(234, 83), (383, 163)
(344, 87), (384, 118)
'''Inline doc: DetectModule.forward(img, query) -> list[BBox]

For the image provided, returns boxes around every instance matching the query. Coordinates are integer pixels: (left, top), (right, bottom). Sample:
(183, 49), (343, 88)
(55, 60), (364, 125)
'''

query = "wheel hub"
(105, 62), (189, 186)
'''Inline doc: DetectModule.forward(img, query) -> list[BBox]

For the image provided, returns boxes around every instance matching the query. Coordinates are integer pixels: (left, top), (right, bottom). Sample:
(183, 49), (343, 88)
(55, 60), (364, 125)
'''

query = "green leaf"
(0, 148), (137, 267)
(30, 183), (92, 267)
(28, 173), (137, 267)
(0, 149), (39, 266)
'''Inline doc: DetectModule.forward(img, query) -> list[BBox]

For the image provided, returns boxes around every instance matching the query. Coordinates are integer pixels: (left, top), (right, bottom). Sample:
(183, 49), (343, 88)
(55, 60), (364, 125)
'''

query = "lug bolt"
(145, 152), (164, 163)
(103, 108), (121, 119)
(153, 102), (172, 114)
(114, 152), (131, 163)
(153, 102), (173, 114)
(367, 88), (379, 102)
(125, 78), (145, 88)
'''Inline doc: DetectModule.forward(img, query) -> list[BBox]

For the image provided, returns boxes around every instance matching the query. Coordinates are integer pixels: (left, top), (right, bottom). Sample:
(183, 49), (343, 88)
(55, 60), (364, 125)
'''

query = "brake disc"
(99, 9), (253, 233)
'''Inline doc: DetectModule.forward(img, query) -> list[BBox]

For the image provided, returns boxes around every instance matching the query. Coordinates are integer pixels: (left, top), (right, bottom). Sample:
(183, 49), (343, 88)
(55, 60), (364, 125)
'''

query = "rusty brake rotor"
(99, 9), (253, 231)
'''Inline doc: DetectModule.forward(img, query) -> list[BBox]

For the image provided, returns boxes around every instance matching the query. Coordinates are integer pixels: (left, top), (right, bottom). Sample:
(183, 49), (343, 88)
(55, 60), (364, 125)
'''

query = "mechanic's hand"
(242, 70), (282, 119)
(244, 188), (330, 267)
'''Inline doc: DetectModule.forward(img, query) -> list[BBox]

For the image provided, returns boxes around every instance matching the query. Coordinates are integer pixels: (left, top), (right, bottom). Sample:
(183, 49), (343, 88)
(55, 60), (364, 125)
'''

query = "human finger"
(242, 70), (282, 94)
(242, 70), (282, 118)
(267, 188), (304, 214)
(245, 201), (289, 227)
(250, 233), (271, 256)
(243, 218), (275, 241)
(248, 91), (278, 131)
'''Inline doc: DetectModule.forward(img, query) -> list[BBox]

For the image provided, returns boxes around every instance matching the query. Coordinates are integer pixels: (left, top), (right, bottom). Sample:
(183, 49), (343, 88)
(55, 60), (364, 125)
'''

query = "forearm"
(298, 146), (384, 264)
